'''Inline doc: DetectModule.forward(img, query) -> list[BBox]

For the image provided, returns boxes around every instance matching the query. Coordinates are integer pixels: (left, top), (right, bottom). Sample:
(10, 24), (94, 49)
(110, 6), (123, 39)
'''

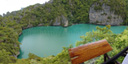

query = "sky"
(0, 0), (50, 15)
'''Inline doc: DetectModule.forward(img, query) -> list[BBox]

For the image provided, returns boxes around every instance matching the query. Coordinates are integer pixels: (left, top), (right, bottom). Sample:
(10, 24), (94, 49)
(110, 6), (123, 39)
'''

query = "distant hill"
(1, 0), (128, 27)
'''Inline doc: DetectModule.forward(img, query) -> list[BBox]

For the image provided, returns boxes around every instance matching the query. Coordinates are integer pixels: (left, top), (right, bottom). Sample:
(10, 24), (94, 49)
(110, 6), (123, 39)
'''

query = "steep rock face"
(22, 15), (69, 29)
(53, 15), (68, 27)
(89, 3), (123, 25)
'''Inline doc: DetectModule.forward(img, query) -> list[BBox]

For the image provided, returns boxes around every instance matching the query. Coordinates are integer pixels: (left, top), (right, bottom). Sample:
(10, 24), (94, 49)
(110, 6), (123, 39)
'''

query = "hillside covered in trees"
(0, 0), (128, 64)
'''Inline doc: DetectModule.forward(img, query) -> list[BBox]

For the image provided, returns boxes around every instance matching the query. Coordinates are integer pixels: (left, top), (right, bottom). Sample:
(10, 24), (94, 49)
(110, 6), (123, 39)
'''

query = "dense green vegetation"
(2, 0), (128, 26)
(76, 25), (128, 63)
(0, 0), (128, 64)
(5, 26), (127, 64)
(2, 0), (97, 27)
(15, 46), (72, 64)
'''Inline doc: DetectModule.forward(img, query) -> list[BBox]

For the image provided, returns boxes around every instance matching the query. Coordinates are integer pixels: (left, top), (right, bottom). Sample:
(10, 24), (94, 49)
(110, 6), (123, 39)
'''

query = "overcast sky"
(0, 0), (50, 15)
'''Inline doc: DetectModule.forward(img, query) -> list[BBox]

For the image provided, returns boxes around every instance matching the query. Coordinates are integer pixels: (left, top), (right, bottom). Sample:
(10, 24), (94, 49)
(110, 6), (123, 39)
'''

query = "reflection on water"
(18, 24), (127, 58)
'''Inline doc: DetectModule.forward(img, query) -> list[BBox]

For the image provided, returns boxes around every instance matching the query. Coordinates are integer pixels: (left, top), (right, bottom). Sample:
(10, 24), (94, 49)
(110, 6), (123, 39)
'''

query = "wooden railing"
(68, 39), (128, 64)
(68, 39), (112, 64)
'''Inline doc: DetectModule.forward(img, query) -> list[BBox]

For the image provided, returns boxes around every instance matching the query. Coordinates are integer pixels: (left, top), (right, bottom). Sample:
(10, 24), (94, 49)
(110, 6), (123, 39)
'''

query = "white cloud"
(0, 0), (49, 15)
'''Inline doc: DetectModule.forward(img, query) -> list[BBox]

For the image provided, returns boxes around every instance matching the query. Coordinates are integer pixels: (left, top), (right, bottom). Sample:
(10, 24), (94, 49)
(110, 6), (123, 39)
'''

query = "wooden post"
(80, 63), (84, 64)
(104, 53), (110, 62)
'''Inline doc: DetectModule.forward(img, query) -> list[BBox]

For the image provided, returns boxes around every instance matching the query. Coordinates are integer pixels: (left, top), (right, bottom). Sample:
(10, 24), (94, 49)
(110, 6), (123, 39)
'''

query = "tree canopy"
(0, 0), (128, 64)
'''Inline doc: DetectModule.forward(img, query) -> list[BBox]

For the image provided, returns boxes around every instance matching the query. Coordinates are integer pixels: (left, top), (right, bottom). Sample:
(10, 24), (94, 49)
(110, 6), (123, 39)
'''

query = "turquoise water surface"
(18, 24), (127, 58)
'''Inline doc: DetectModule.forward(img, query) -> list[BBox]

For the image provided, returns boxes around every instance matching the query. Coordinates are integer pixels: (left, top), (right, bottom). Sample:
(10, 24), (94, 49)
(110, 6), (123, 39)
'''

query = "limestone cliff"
(53, 15), (68, 27)
(89, 3), (123, 25)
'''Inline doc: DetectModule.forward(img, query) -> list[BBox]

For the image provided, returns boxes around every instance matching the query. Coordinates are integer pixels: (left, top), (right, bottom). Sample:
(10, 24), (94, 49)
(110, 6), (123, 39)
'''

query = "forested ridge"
(0, 0), (128, 64)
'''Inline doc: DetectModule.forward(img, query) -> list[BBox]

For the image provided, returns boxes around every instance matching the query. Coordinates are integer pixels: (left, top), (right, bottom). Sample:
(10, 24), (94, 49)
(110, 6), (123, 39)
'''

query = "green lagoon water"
(18, 24), (127, 58)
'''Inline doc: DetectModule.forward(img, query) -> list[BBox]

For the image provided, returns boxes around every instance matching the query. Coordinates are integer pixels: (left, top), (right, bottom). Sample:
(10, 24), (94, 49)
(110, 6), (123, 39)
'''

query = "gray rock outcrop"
(89, 3), (123, 25)
(53, 15), (68, 27)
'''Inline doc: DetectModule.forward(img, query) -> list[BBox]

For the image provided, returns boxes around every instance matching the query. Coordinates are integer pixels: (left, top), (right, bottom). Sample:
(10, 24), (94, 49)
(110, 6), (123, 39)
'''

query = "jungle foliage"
(0, 0), (128, 64)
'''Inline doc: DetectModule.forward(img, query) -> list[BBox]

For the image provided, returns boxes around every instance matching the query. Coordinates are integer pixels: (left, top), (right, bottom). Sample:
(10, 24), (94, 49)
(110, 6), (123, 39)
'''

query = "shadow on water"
(17, 49), (24, 59)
